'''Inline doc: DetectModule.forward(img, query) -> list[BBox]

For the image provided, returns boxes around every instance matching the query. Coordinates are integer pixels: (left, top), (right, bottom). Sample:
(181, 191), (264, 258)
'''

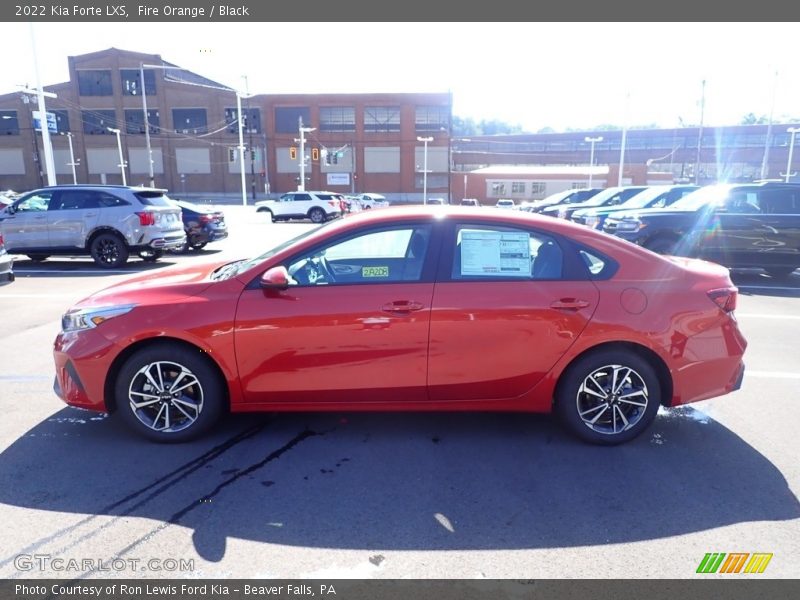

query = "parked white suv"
(495, 199), (516, 209)
(0, 185), (185, 268)
(255, 191), (342, 223)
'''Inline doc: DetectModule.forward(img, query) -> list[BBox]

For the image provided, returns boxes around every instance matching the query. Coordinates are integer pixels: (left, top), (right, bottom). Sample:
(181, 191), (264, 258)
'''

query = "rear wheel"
(26, 254), (50, 262)
(139, 249), (163, 262)
(90, 233), (129, 268)
(308, 208), (325, 223)
(765, 266), (797, 279)
(257, 208), (274, 222)
(190, 241), (208, 251)
(115, 343), (225, 442)
(555, 349), (661, 445)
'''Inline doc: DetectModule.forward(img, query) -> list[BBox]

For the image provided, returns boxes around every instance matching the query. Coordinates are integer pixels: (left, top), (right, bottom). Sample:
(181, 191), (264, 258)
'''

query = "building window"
(511, 182), (526, 194)
(415, 106), (449, 132)
(0, 110), (19, 135)
(364, 106), (400, 133)
(52, 109), (70, 133)
(172, 108), (208, 134)
(571, 182), (588, 189)
(120, 69), (156, 96)
(530, 182), (546, 195)
(125, 109), (160, 134)
(275, 107), (311, 134)
(414, 174), (448, 189)
(320, 107), (355, 132)
(77, 70), (113, 96)
(81, 110), (117, 135)
(224, 107), (261, 134)
(490, 182), (506, 197)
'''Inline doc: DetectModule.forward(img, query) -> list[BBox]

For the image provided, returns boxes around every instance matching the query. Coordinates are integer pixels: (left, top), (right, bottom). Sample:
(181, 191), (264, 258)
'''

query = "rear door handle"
(382, 300), (425, 314)
(550, 298), (591, 311)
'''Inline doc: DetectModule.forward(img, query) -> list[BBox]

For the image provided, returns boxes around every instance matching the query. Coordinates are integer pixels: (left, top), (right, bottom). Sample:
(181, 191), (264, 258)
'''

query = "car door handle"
(550, 298), (591, 311)
(382, 300), (425, 314)
(84, 212), (97, 217)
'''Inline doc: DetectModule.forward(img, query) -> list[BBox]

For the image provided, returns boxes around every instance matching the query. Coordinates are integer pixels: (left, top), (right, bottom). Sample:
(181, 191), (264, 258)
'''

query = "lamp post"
(785, 127), (800, 183)
(585, 136), (603, 188)
(695, 79), (706, 185)
(62, 132), (78, 184)
(417, 136), (433, 204)
(139, 63), (184, 188)
(19, 86), (57, 186)
(107, 127), (127, 185)
(298, 118), (316, 192)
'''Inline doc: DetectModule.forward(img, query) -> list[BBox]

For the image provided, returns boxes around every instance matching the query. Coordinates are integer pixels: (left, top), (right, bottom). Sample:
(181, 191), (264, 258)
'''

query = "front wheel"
(115, 344), (225, 442)
(90, 233), (129, 268)
(555, 350), (661, 445)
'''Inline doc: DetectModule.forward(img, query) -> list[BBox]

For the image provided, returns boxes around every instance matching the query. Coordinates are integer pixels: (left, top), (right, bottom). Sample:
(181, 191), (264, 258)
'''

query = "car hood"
(608, 207), (697, 220)
(71, 258), (232, 310)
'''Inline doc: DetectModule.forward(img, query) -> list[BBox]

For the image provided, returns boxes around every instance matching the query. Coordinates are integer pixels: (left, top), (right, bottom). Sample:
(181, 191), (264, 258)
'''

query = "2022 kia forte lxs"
(53, 207), (747, 444)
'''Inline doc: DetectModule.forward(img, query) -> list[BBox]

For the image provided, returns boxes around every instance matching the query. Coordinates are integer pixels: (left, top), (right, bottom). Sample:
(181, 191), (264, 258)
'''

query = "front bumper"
(53, 328), (119, 412)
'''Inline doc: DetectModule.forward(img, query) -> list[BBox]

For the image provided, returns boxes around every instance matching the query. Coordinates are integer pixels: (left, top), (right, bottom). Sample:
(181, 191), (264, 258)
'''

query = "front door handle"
(382, 300), (424, 314)
(550, 298), (591, 311)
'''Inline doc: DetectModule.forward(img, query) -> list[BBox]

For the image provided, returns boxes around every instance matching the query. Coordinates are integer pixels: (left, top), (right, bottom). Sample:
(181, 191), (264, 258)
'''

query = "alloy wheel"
(128, 361), (204, 433)
(576, 364), (649, 435)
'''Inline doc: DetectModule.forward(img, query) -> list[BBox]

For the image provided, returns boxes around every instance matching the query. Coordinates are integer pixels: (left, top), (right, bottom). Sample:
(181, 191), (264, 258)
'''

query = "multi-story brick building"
(0, 48), (452, 199)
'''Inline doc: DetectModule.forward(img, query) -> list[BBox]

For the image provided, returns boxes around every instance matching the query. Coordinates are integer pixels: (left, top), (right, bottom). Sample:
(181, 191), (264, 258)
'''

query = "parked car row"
(532, 182), (800, 278)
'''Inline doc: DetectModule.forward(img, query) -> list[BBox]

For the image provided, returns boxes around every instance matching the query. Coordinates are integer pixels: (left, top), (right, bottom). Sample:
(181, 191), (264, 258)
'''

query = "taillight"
(199, 214), (213, 224)
(329, 200), (338, 208)
(0, 233), (4, 247)
(707, 287), (738, 312)
(136, 211), (156, 226)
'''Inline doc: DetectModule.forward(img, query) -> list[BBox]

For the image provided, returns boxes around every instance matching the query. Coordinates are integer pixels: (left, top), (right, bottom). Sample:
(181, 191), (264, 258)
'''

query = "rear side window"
(759, 189), (800, 214)
(578, 247), (618, 280)
(134, 191), (173, 207)
(451, 224), (564, 281)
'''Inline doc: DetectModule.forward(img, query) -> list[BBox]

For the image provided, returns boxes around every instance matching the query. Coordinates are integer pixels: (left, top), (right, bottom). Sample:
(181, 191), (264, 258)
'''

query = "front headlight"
(61, 304), (136, 333)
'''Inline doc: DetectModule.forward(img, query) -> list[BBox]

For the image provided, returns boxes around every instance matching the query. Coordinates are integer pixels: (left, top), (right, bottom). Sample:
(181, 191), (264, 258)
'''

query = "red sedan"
(53, 207), (746, 444)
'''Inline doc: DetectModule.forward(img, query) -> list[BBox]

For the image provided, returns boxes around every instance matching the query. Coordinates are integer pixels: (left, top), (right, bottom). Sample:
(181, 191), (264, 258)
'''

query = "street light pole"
(298, 118), (316, 192)
(107, 127), (127, 185)
(140, 63), (155, 187)
(417, 136), (433, 204)
(695, 79), (706, 185)
(236, 91), (248, 206)
(28, 24), (57, 186)
(585, 136), (603, 188)
(785, 127), (800, 183)
(64, 132), (77, 184)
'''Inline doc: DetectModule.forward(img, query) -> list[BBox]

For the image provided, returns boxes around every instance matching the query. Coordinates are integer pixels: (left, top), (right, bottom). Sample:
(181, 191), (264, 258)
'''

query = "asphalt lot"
(0, 207), (798, 579)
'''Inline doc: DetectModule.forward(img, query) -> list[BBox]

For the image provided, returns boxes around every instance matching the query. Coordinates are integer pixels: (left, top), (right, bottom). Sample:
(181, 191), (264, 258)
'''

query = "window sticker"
(362, 266), (390, 278)
(460, 230), (531, 277)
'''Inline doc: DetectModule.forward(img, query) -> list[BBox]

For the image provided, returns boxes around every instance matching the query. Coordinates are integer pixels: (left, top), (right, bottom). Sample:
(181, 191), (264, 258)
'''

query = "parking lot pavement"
(0, 212), (798, 578)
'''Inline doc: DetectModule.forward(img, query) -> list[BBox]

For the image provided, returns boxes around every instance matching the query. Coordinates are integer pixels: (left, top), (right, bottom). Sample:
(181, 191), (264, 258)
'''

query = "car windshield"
(578, 187), (627, 207)
(536, 190), (573, 206)
(669, 185), (734, 210)
(620, 187), (673, 209)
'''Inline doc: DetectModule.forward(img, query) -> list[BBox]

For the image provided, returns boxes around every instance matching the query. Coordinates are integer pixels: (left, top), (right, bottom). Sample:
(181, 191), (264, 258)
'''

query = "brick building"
(0, 48), (452, 199)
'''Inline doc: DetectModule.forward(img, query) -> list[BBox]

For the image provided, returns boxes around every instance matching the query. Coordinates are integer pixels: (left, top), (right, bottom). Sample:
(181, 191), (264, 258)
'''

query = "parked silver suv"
(0, 185), (185, 268)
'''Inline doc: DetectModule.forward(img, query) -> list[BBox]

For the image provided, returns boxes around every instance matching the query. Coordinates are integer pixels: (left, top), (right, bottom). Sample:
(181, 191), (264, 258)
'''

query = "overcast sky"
(2, 22), (798, 132)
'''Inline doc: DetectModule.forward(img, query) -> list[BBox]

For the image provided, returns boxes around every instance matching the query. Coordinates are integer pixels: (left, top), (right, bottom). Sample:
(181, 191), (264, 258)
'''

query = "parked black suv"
(603, 182), (800, 277)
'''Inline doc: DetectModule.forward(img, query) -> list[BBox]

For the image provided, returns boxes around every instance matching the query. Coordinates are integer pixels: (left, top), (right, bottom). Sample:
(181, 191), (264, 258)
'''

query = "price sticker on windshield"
(362, 266), (389, 278)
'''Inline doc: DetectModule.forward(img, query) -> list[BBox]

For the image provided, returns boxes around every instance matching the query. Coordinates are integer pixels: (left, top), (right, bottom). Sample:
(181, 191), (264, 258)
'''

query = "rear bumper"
(148, 235), (186, 250)
(0, 254), (14, 285)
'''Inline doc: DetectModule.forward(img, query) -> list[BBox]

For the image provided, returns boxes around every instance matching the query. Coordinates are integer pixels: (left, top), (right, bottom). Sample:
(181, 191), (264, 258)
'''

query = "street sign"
(32, 111), (57, 134)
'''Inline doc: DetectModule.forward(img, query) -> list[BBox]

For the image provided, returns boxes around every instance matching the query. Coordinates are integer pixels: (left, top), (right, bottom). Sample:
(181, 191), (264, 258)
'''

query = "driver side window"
(15, 192), (52, 212)
(286, 225), (432, 286)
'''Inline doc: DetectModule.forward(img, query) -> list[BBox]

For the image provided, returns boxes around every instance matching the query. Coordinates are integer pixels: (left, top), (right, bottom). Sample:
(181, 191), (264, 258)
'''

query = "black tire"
(172, 238), (190, 254)
(190, 241), (208, 251)
(644, 236), (679, 255)
(765, 266), (797, 279)
(115, 343), (225, 443)
(139, 249), (163, 262)
(26, 254), (50, 262)
(90, 232), (129, 268)
(555, 349), (661, 445)
(308, 207), (325, 223)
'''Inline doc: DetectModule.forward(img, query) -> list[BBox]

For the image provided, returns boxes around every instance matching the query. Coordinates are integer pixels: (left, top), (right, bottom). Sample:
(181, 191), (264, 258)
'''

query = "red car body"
(53, 207), (746, 443)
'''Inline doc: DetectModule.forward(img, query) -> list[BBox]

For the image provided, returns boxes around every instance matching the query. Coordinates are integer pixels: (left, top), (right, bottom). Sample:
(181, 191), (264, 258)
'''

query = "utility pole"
(108, 127), (127, 185)
(28, 24), (56, 186)
(243, 75), (256, 200)
(760, 70), (778, 180)
(585, 136), (603, 188)
(617, 93), (629, 187)
(64, 132), (78, 184)
(417, 136), (433, 204)
(297, 117), (316, 192)
(695, 79), (706, 185)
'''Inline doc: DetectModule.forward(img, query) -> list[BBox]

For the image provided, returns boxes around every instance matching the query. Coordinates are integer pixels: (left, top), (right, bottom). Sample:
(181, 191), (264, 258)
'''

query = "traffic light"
(289, 147), (297, 160)
(312, 147), (319, 161)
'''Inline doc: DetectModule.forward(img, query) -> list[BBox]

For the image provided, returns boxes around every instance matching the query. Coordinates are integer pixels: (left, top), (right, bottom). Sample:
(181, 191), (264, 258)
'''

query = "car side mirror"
(5, 205), (15, 215)
(260, 266), (292, 291)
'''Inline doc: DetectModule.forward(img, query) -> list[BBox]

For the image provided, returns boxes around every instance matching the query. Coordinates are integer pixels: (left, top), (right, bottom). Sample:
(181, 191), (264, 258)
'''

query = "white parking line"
(0, 293), (80, 299)
(12, 269), (132, 274)
(737, 313), (800, 320)
(746, 371), (800, 380)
